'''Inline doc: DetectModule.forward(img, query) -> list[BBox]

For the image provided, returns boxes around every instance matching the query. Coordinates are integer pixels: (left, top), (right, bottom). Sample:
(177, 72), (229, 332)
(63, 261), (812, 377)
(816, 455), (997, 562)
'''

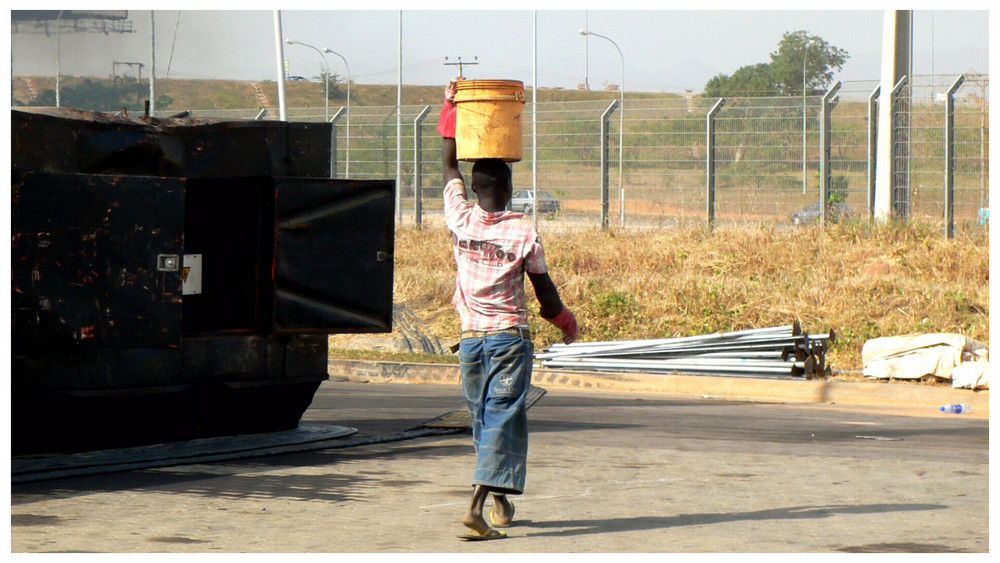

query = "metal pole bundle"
(536, 323), (834, 379)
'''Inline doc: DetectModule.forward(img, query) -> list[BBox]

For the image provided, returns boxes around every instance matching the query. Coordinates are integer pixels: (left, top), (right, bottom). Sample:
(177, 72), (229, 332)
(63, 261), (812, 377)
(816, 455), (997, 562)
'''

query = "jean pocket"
(488, 343), (528, 399)
(460, 354), (485, 403)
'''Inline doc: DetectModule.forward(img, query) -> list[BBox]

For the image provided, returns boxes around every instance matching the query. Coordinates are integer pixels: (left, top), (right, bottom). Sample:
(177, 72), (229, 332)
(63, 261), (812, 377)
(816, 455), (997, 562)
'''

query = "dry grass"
(389, 220), (989, 376)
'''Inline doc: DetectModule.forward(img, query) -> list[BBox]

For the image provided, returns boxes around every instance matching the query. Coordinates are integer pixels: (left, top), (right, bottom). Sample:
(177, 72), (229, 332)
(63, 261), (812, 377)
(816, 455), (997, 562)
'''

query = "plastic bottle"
(939, 403), (970, 414)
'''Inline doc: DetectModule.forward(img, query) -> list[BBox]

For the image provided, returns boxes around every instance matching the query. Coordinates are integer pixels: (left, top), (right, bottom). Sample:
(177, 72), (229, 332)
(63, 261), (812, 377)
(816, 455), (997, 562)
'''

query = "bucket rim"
(455, 96), (525, 104)
(454, 79), (525, 89)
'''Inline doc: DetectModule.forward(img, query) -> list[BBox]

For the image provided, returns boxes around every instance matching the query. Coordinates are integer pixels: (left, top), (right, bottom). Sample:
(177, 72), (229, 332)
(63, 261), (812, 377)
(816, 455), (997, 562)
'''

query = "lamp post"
(580, 29), (624, 228)
(285, 39), (329, 121)
(802, 39), (816, 194)
(324, 48), (351, 178)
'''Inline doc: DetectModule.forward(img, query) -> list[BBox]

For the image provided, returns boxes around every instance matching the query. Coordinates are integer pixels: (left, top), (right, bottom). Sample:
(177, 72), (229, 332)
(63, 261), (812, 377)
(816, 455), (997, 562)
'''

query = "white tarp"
(862, 333), (989, 389)
(951, 361), (990, 390)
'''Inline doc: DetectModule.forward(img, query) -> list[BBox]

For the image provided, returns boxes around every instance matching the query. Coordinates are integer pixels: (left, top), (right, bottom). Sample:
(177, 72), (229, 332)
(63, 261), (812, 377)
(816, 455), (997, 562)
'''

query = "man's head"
(471, 158), (513, 211)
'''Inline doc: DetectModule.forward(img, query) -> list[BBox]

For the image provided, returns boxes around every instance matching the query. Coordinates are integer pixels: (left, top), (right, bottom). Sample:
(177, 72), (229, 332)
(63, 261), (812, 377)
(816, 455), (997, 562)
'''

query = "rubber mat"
(13, 387), (548, 483)
(12, 424), (357, 476)
(420, 385), (548, 429)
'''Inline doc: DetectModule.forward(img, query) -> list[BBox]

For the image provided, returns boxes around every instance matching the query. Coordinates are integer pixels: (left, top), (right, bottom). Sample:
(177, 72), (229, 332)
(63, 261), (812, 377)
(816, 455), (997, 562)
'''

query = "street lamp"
(285, 39), (329, 121)
(802, 39), (816, 194)
(323, 48), (351, 179)
(580, 28), (625, 228)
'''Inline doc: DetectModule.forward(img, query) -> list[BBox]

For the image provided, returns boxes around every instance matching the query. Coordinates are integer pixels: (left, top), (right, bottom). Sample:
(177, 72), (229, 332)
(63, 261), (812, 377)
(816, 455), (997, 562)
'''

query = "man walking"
(439, 78), (578, 541)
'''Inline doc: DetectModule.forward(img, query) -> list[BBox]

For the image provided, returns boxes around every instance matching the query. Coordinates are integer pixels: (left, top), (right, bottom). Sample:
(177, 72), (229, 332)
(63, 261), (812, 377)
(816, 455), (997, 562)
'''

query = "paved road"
(11, 379), (989, 553)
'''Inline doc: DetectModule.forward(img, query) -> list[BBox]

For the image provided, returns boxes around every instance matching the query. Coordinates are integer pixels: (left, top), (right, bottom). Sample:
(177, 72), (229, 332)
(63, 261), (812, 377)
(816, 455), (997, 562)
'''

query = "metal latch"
(157, 254), (180, 272)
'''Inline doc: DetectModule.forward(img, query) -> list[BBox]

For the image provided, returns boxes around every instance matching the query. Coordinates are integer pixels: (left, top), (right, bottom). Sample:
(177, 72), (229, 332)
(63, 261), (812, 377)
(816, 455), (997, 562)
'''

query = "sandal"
(490, 501), (515, 528)
(458, 527), (507, 541)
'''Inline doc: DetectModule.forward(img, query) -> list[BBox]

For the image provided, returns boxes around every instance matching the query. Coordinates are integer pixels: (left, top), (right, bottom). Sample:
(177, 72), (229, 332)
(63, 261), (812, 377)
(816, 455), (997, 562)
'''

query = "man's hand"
(547, 307), (578, 345)
(445, 76), (464, 102)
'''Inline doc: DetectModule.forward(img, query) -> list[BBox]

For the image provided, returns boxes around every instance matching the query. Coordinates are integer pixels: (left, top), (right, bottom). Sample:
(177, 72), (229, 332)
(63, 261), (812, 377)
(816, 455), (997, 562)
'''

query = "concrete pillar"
(874, 10), (911, 221)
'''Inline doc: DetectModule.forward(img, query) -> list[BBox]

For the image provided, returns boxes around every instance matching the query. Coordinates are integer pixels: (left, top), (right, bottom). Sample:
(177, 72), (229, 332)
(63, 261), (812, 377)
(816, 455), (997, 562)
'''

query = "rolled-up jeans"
(459, 333), (533, 495)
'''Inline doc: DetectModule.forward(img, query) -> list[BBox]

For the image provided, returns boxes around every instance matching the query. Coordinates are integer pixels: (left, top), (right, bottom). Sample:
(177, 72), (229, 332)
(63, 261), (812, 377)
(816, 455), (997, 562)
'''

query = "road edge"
(328, 358), (989, 417)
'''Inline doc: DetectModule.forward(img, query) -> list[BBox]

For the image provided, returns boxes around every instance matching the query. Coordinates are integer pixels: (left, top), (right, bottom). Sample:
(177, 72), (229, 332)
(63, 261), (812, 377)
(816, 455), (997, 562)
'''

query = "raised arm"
(439, 78), (464, 186)
(443, 137), (462, 186)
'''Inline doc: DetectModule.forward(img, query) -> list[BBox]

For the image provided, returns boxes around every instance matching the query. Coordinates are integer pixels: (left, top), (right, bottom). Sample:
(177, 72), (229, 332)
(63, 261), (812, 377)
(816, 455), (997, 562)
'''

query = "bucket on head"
(453, 79), (525, 163)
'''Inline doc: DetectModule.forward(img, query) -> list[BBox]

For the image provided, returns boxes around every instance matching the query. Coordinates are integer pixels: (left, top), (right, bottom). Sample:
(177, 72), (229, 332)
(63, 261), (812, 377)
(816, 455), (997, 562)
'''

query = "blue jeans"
(459, 333), (533, 495)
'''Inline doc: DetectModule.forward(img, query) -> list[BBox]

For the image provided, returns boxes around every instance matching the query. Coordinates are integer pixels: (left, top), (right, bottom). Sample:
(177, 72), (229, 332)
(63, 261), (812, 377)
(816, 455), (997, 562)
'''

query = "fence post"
(944, 74), (965, 239)
(819, 82), (841, 226)
(601, 100), (618, 230)
(867, 85), (880, 219)
(890, 76), (910, 219)
(705, 98), (725, 229)
(600, 100), (619, 230)
(413, 105), (431, 228)
(874, 75), (909, 220)
(329, 106), (346, 178)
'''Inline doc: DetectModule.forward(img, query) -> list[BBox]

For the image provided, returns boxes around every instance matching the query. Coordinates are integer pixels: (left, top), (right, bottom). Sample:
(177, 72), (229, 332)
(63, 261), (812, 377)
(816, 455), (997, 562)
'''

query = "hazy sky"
(8, 6), (991, 95)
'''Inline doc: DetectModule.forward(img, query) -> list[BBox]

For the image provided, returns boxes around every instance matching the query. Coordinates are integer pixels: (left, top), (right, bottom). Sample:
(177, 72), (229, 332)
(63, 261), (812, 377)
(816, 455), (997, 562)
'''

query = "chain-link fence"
(200, 73), (988, 234)
(904, 74), (991, 222)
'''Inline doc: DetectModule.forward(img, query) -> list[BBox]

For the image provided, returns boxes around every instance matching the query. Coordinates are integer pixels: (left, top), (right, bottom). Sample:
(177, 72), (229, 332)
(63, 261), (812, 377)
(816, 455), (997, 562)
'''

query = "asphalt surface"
(9, 377), (989, 553)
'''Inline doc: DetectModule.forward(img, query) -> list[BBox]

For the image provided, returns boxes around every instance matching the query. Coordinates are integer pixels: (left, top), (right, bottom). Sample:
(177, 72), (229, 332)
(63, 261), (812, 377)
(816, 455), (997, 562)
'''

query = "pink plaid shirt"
(444, 178), (548, 332)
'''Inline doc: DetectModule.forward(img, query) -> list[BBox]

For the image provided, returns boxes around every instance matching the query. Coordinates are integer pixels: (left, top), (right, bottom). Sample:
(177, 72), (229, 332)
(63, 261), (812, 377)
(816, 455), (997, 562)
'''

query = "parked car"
(790, 202), (855, 225)
(288, 76), (309, 82)
(509, 190), (560, 215)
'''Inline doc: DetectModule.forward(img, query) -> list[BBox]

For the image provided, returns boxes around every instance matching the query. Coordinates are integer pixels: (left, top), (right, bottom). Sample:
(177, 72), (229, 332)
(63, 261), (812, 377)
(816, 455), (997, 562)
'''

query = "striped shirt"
(444, 178), (548, 332)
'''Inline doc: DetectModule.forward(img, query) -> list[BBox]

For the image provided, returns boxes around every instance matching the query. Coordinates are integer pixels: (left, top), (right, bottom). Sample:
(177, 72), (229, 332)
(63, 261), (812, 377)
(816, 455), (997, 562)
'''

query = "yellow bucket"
(453, 79), (525, 162)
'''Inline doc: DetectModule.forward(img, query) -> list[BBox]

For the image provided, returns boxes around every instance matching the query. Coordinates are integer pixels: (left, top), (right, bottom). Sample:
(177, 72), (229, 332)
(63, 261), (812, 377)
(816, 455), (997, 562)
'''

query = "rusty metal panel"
(11, 171), (185, 350)
(273, 179), (395, 333)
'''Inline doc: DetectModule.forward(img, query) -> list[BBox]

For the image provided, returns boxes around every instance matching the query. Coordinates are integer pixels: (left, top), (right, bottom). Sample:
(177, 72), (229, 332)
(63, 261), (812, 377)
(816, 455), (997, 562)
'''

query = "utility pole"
(273, 10), (287, 121)
(444, 56), (478, 77)
(149, 10), (155, 116)
(55, 10), (63, 107)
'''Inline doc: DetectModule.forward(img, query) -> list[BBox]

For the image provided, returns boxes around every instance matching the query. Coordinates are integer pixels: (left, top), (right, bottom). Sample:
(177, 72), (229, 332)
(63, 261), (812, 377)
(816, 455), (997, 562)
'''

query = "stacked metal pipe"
(536, 323), (834, 379)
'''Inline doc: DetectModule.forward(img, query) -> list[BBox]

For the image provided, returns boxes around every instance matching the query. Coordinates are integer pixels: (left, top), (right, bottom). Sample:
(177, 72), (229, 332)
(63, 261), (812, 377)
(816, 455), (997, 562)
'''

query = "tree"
(769, 31), (849, 95)
(703, 31), (848, 97)
(318, 70), (347, 101)
(704, 63), (778, 97)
